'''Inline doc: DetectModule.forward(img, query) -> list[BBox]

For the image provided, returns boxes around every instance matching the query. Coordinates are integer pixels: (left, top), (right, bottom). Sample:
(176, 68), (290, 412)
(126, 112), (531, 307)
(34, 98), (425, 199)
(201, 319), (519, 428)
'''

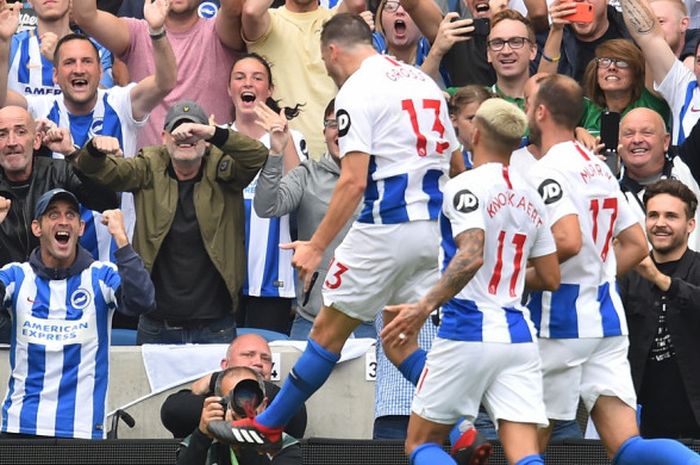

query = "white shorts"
(411, 338), (549, 428)
(539, 336), (637, 420)
(322, 221), (439, 322)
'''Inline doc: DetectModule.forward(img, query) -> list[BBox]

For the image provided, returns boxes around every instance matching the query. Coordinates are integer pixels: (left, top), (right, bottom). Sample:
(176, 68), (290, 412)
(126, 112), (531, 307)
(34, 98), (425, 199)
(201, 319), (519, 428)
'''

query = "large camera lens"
(231, 379), (264, 418)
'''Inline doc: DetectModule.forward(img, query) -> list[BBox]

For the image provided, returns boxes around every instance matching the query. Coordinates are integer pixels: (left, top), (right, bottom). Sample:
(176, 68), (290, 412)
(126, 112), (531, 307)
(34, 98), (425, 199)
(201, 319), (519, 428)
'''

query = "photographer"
(176, 366), (301, 465)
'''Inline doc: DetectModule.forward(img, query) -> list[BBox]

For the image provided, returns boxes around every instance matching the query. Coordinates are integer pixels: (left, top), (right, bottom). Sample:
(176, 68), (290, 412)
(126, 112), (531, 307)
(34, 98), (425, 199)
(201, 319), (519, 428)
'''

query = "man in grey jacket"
(254, 99), (372, 340)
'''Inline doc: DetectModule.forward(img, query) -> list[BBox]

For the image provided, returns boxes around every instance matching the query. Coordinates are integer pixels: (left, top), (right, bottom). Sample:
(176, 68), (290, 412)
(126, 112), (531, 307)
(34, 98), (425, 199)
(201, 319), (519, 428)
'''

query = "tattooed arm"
(620, 0), (677, 85)
(381, 228), (484, 345)
(417, 228), (485, 311)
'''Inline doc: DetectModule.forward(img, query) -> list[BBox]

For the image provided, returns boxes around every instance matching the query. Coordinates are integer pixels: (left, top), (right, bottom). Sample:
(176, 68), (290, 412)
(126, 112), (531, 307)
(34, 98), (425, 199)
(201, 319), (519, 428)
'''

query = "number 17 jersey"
(335, 54), (458, 225)
(527, 141), (638, 339)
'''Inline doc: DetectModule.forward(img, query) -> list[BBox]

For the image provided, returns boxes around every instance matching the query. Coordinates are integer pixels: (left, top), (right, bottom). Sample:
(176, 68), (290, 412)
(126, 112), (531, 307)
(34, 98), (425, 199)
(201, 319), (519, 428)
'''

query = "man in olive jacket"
(620, 179), (700, 439)
(69, 100), (269, 343)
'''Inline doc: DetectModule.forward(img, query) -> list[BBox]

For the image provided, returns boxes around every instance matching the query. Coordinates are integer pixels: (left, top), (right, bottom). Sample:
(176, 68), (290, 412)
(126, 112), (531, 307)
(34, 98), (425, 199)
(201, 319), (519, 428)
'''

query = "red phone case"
(563, 3), (594, 23)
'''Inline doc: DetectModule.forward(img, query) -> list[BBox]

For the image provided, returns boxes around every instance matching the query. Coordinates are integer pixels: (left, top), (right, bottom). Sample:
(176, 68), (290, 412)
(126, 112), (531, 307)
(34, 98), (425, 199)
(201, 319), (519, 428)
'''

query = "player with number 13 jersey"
(335, 54), (455, 225)
(323, 53), (459, 316)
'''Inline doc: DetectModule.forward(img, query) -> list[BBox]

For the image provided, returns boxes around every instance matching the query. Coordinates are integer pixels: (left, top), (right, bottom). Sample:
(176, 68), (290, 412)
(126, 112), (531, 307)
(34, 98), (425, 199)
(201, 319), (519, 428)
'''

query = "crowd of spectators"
(0, 0), (699, 459)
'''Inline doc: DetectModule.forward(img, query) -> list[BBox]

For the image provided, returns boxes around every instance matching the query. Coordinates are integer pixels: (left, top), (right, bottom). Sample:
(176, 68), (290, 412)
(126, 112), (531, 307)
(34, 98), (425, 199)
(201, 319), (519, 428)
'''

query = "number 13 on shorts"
(324, 258), (349, 290)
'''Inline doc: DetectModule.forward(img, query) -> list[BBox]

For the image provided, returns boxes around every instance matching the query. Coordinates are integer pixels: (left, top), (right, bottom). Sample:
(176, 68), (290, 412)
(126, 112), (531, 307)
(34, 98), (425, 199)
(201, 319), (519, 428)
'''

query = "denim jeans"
(136, 314), (237, 344)
(289, 314), (377, 341)
(373, 415), (410, 440)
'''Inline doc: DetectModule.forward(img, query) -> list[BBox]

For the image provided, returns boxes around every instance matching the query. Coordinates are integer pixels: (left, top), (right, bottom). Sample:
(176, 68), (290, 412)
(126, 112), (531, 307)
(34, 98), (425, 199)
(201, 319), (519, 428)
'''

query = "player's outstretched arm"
(613, 223), (647, 277)
(619, 0), (676, 86)
(551, 214), (582, 263)
(283, 152), (368, 289)
(382, 228), (484, 346)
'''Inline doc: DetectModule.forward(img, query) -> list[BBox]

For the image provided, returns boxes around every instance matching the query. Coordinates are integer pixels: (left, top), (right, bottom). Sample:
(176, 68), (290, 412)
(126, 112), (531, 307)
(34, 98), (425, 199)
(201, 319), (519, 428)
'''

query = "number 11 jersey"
(334, 54), (458, 225)
(438, 163), (556, 343)
(527, 140), (638, 339)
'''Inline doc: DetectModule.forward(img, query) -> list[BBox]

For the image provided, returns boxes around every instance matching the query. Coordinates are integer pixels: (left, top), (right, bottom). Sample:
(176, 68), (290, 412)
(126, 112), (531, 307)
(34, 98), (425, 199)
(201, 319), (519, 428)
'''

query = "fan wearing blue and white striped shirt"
(0, 0), (177, 263)
(6, 0), (114, 98)
(0, 187), (155, 439)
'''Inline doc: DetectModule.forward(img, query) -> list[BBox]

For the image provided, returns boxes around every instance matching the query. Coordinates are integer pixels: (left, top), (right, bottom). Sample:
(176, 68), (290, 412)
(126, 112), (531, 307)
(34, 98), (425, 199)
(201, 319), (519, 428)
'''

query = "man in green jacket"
(69, 100), (269, 343)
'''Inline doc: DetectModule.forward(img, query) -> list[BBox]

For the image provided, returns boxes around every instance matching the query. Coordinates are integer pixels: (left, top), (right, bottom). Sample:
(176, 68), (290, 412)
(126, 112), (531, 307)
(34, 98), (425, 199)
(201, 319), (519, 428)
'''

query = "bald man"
(619, 107), (700, 250)
(160, 334), (307, 439)
(0, 106), (117, 267)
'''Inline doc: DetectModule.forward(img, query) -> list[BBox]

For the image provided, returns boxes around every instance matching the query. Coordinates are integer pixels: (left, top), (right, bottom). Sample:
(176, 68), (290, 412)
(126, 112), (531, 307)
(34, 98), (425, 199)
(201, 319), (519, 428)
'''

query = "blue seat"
(237, 327), (290, 342)
(111, 328), (138, 346)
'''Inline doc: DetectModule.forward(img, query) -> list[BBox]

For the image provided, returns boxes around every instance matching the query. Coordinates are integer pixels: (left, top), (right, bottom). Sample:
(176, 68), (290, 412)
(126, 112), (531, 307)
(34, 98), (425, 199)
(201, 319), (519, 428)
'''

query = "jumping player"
(206, 11), (470, 454)
(526, 74), (700, 464)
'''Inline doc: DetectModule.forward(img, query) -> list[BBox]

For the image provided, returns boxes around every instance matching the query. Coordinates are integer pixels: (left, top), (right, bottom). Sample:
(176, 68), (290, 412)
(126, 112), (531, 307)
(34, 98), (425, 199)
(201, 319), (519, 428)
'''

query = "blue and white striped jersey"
(9, 30), (114, 97)
(335, 54), (457, 225)
(438, 163), (556, 343)
(0, 260), (120, 439)
(230, 122), (303, 298)
(27, 84), (145, 262)
(526, 141), (637, 339)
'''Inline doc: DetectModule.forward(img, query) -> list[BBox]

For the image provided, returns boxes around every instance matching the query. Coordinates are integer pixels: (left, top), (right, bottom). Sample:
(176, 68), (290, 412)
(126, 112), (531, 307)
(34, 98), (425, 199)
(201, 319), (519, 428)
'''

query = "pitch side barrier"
(1, 438), (699, 465)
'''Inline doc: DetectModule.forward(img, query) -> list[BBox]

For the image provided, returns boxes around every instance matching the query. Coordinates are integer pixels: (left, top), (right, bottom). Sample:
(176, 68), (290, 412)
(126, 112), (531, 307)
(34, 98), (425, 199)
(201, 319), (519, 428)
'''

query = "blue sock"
(410, 442), (457, 465)
(257, 338), (339, 428)
(514, 454), (545, 465)
(398, 348), (427, 385)
(613, 435), (700, 465)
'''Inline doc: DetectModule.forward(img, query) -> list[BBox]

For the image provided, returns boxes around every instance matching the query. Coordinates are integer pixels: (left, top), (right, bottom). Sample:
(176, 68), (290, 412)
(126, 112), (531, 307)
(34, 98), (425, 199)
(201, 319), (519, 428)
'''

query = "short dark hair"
(324, 98), (336, 119)
(321, 13), (372, 48)
(449, 85), (493, 116)
(644, 178), (698, 219)
(53, 33), (100, 67)
(534, 74), (584, 131)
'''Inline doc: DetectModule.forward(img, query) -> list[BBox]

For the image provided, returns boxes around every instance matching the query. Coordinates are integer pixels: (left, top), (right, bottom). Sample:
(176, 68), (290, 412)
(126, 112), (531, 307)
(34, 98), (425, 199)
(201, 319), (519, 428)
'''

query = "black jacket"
(176, 428), (302, 465)
(620, 249), (700, 425)
(0, 156), (118, 266)
(161, 376), (307, 440)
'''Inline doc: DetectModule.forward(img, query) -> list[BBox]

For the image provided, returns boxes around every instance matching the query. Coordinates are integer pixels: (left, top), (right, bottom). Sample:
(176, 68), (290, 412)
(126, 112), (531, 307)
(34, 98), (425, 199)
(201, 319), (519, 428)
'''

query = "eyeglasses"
(595, 57), (630, 69)
(324, 119), (338, 129)
(384, 0), (400, 12)
(487, 37), (530, 52)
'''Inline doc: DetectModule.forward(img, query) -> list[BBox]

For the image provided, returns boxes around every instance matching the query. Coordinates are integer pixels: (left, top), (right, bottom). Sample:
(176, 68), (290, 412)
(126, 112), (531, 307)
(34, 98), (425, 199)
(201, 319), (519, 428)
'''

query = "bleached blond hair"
(474, 98), (527, 150)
